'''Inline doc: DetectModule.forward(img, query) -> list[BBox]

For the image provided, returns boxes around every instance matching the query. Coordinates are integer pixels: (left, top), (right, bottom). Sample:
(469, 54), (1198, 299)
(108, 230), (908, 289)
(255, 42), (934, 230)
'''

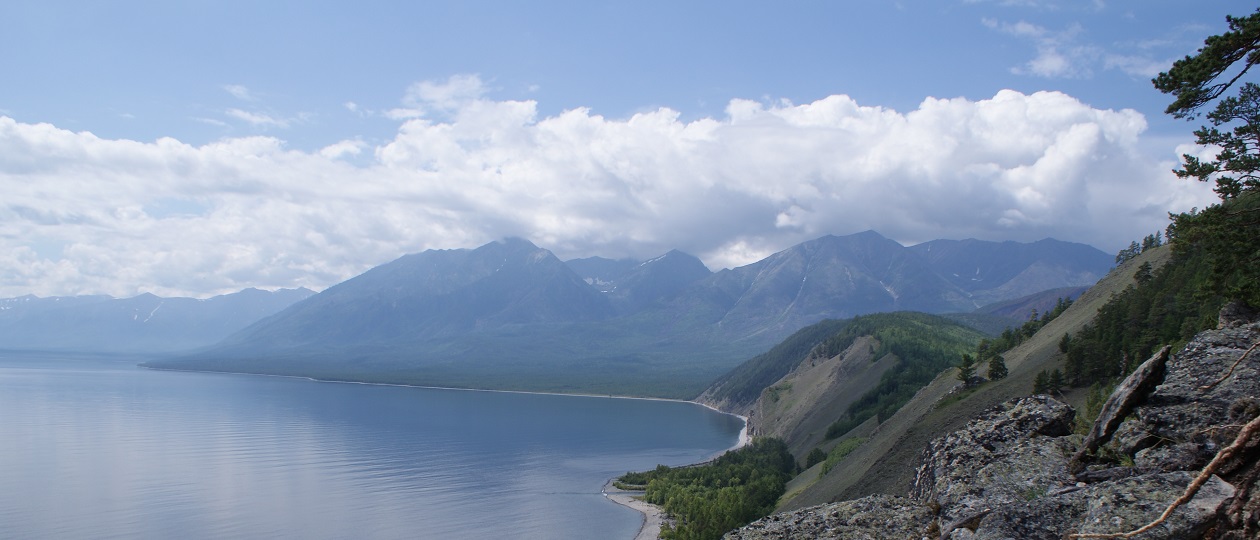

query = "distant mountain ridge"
(147, 231), (1113, 397)
(217, 238), (614, 351)
(0, 287), (314, 353)
(908, 237), (1110, 306)
(681, 232), (971, 339)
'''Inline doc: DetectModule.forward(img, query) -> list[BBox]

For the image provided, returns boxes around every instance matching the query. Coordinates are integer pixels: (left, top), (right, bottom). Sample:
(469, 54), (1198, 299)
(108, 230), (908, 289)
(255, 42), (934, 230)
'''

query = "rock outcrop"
(724, 495), (935, 539)
(911, 395), (1077, 525)
(1070, 345), (1170, 473)
(726, 311), (1260, 540)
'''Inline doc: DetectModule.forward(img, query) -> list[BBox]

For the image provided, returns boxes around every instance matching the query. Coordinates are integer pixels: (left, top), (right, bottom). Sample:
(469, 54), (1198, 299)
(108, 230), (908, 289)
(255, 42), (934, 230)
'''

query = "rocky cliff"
(725, 307), (1260, 539)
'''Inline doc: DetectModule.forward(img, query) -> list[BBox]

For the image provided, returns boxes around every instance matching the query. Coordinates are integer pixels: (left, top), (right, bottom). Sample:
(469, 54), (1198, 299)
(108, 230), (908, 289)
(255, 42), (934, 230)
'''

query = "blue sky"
(0, 1), (1250, 297)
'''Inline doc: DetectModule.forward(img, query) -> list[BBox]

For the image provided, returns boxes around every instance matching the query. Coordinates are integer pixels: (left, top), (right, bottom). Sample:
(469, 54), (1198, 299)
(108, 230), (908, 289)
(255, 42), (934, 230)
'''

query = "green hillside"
(778, 245), (1171, 509)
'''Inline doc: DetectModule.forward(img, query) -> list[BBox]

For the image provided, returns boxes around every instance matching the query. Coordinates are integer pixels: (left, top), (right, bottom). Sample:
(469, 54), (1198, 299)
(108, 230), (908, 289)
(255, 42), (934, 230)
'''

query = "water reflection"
(0, 356), (742, 539)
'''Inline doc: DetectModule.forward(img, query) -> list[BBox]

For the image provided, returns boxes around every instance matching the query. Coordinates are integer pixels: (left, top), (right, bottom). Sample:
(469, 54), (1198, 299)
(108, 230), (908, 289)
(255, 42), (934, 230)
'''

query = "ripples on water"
(0, 354), (743, 539)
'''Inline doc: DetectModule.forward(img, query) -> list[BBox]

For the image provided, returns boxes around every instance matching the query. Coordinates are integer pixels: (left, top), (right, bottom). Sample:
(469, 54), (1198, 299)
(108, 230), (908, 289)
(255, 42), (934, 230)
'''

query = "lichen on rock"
(722, 494), (934, 539)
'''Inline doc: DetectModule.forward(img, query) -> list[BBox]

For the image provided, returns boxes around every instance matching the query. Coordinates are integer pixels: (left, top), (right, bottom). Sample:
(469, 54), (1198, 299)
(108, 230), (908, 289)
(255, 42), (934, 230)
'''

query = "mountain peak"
(493, 236), (540, 250)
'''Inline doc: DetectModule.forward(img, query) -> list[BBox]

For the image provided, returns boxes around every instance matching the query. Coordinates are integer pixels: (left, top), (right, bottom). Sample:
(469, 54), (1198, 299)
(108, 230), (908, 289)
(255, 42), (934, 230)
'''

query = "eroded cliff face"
(726, 310), (1260, 539)
(748, 336), (895, 459)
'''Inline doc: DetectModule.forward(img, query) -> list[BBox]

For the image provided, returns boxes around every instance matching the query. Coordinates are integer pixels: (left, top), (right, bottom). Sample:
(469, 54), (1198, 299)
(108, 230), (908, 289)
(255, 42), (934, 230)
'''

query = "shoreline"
(600, 414), (748, 540)
(141, 365), (750, 540)
(140, 366), (752, 438)
(141, 365), (734, 409)
(602, 480), (667, 540)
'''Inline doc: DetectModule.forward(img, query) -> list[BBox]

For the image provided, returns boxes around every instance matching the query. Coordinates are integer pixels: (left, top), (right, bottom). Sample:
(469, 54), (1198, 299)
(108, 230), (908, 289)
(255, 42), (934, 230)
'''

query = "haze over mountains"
(0, 288), (314, 353)
(134, 231), (1112, 397)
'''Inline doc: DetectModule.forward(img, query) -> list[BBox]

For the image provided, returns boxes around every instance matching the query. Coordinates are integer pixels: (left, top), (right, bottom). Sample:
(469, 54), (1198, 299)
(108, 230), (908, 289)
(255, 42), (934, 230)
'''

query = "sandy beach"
(603, 480), (668, 540)
(603, 406), (750, 540)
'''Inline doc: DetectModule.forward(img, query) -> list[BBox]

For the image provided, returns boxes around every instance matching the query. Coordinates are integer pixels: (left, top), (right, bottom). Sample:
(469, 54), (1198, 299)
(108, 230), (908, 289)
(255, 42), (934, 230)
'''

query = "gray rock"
(1071, 345), (1170, 473)
(1072, 472), (1234, 539)
(911, 396), (1077, 522)
(1110, 321), (1260, 475)
(724, 318), (1260, 540)
(1218, 299), (1258, 329)
(723, 494), (934, 540)
(972, 472), (1234, 540)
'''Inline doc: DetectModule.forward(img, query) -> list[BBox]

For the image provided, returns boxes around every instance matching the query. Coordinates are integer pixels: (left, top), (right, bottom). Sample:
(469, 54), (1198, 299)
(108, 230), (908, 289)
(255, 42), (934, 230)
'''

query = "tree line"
(617, 438), (797, 540)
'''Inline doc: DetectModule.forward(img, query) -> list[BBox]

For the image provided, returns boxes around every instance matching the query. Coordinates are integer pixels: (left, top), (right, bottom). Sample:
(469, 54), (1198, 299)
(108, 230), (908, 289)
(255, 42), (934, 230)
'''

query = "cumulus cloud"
(0, 78), (1217, 297)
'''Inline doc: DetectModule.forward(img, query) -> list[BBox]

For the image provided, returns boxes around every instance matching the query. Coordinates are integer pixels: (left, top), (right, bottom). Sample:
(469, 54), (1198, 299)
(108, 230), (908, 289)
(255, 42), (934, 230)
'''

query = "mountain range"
(0, 287), (314, 353)
(142, 231), (1112, 397)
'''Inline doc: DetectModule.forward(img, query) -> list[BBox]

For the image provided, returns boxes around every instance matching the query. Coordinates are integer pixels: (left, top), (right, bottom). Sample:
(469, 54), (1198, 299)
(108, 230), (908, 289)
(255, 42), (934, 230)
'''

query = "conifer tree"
(987, 355), (1008, 380)
(1033, 370), (1050, 394)
(1047, 369), (1065, 394)
(956, 354), (976, 384)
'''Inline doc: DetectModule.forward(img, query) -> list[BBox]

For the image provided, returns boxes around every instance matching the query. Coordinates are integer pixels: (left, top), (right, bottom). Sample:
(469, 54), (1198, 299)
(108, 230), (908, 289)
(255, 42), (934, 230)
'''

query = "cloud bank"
(0, 76), (1216, 297)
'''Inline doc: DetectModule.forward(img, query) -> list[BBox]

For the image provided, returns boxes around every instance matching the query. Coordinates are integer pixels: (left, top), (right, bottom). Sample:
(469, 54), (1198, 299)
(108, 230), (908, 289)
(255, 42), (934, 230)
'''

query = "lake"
(0, 353), (744, 539)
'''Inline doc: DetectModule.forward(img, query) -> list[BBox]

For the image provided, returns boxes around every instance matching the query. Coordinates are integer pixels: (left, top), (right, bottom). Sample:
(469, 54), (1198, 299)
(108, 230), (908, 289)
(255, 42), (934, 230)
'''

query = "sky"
(0, 0), (1251, 298)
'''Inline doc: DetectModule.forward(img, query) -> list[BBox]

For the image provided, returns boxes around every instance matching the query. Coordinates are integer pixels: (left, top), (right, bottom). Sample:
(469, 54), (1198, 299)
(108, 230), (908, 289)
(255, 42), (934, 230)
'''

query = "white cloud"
(0, 81), (1218, 298)
(985, 17), (1177, 80)
(384, 107), (424, 120)
(224, 109), (311, 129)
(400, 73), (487, 113)
(226, 108), (289, 128)
(192, 117), (228, 127)
(1103, 54), (1172, 78)
(223, 84), (257, 101)
(987, 20), (1098, 79)
(320, 140), (365, 159)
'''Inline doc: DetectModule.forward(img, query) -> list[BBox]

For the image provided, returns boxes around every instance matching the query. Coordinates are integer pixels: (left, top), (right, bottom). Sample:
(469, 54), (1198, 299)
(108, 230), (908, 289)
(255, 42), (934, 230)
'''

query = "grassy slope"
(752, 336), (899, 459)
(779, 246), (1171, 510)
(698, 319), (851, 411)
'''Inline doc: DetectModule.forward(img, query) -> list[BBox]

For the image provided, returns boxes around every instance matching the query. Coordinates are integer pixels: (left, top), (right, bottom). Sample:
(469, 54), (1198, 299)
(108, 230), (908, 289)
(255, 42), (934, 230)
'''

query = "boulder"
(972, 472), (1234, 540)
(1218, 299), (1258, 329)
(1109, 321), (1260, 475)
(911, 396), (1077, 522)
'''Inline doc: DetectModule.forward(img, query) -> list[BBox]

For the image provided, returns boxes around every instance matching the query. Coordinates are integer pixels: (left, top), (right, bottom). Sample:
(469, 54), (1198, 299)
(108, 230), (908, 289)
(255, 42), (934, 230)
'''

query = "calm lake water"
(0, 353), (743, 539)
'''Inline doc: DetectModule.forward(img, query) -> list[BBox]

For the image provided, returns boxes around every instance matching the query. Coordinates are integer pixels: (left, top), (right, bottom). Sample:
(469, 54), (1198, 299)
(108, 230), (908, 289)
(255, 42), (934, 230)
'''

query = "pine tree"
(1153, 7), (1260, 199)
(1047, 369), (1066, 394)
(1033, 370), (1050, 394)
(956, 354), (977, 384)
(987, 355), (1008, 380)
